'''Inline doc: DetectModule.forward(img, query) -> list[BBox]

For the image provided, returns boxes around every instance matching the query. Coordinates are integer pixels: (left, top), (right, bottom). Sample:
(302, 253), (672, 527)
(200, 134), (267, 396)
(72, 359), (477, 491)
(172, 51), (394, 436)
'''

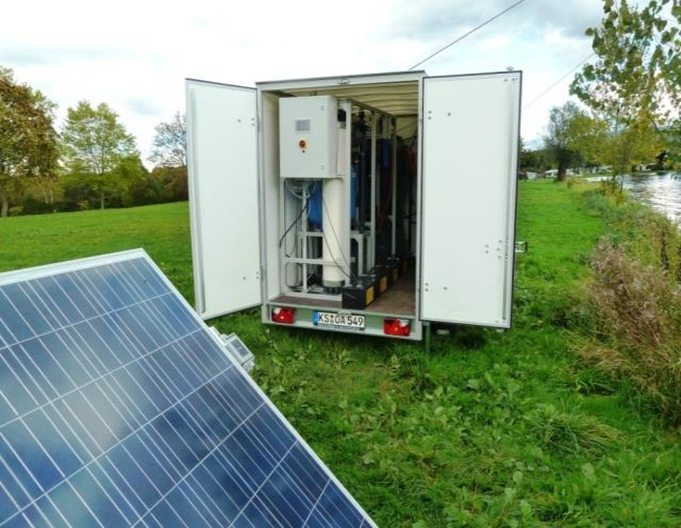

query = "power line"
(409, 0), (528, 70)
(523, 52), (596, 110)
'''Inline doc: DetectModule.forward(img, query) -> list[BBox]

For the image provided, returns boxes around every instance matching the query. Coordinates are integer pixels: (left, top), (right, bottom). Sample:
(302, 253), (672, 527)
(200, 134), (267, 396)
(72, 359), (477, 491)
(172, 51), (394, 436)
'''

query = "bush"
(582, 239), (681, 419)
(21, 196), (54, 215)
(8, 206), (23, 217)
(566, 176), (582, 189)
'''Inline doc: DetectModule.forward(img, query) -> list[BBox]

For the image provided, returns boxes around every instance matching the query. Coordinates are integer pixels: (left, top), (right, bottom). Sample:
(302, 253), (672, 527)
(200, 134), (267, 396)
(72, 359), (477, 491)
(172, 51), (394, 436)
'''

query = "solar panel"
(0, 249), (375, 528)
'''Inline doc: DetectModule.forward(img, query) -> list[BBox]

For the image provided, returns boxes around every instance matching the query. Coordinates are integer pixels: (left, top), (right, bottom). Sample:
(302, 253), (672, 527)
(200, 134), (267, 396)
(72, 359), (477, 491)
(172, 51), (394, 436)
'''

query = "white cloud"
(1, 0), (605, 160)
(480, 35), (512, 50)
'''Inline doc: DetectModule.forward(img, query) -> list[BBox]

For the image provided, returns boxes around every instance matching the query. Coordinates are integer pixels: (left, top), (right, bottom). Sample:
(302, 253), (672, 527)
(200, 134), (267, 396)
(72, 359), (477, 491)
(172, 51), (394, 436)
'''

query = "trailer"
(186, 69), (522, 340)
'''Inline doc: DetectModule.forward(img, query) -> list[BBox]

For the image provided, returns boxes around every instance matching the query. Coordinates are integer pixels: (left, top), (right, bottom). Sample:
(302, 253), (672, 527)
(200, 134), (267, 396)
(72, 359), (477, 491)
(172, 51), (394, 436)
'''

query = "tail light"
(384, 318), (410, 336)
(272, 307), (295, 324)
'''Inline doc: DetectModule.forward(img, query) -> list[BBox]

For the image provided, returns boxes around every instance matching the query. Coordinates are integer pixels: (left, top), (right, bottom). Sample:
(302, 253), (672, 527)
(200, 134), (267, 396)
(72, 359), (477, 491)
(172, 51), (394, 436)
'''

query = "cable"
(279, 203), (307, 257)
(279, 181), (315, 254)
(409, 0), (528, 70)
(523, 53), (596, 110)
(285, 178), (312, 200)
(279, 199), (307, 249)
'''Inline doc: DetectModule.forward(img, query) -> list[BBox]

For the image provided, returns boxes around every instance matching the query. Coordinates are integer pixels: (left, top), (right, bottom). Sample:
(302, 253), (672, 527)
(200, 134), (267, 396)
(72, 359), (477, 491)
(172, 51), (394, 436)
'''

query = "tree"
(148, 112), (188, 203)
(519, 139), (550, 176)
(571, 0), (681, 175)
(152, 165), (189, 202)
(544, 102), (585, 181)
(61, 154), (148, 210)
(149, 112), (186, 167)
(0, 67), (59, 217)
(664, 122), (681, 168)
(117, 155), (156, 206)
(61, 101), (137, 209)
(564, 112), (610, 168)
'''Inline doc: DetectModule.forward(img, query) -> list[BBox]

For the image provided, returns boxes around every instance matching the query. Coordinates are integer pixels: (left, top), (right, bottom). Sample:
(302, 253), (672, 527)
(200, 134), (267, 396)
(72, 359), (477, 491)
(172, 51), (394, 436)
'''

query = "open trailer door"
(186, 79), (261, 319)
(420, 71), (521, 328)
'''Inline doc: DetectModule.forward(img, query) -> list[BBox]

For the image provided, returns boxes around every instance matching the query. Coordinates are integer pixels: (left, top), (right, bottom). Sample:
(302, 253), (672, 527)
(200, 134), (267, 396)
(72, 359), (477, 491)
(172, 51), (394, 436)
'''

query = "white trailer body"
(186, 70), (522, 340)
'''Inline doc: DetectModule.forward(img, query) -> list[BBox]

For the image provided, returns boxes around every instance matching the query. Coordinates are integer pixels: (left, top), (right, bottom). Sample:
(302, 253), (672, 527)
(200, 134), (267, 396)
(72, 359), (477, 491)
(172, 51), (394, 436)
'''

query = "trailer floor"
(272, 271), (416, 317)
(366, 271), (415, 316)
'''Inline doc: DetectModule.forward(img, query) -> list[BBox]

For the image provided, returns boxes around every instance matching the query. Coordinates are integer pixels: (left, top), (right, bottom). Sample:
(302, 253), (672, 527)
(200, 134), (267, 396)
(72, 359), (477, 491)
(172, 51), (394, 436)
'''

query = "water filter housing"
(279, 95), (338, 179)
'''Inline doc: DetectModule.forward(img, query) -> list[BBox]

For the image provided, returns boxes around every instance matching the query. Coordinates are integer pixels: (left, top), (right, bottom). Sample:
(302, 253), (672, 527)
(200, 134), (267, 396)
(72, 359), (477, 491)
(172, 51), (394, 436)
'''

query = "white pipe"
(322, 121), (348, 288)
(322, 179), (346, 286)
(302, 190), (308, 291)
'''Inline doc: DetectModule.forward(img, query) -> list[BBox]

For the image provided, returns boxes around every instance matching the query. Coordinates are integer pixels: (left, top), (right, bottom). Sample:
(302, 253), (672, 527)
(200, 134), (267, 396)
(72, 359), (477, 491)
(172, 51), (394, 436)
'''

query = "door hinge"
(515, 241), (528, 254)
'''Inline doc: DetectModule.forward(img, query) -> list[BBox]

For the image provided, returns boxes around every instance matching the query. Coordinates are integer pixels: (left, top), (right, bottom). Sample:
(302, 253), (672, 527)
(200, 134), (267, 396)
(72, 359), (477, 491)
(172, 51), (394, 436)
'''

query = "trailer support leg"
(424, 322), (432, 354)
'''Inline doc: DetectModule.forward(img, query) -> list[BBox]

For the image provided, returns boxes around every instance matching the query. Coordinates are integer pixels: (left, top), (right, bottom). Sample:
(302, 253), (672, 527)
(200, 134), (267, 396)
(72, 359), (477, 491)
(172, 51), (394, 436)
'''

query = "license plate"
(313, 311), (365, 330)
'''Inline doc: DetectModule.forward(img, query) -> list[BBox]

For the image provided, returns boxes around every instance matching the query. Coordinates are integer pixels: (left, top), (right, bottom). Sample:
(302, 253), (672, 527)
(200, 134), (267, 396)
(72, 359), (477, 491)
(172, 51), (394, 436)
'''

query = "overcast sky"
(1, 0), (604, 162)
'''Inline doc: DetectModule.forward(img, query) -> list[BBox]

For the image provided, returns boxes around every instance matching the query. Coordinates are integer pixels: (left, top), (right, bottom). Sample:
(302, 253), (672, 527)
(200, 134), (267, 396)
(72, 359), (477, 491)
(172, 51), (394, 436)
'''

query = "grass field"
(2, 181), (681, 527)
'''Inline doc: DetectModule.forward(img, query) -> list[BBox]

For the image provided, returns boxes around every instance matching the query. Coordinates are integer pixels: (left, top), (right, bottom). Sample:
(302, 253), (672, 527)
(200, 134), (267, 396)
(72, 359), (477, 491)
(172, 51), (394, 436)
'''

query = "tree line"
(522, 0), (681, 182)
(2, 0), (679, 215)
(0, 67), (187, 217)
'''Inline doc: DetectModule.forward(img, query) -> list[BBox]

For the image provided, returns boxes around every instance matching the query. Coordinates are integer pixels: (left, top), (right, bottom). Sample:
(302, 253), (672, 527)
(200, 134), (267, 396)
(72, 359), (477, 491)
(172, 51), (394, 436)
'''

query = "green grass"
(0, 202), (195, 299)
(2, 182), (681, 527)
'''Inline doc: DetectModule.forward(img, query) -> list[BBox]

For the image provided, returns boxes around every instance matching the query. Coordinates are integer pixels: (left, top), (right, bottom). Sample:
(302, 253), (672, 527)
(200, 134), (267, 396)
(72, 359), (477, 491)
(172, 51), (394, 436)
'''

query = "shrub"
(21, 196), (54, 215)
(582, 239), (681, 418)
(566, 176), (582, 189)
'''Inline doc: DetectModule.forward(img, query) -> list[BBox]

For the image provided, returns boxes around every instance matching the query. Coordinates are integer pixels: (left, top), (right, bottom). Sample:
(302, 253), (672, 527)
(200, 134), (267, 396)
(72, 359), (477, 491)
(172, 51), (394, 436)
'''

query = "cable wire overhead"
(409, 0), (528, 70)
(523, 52), (595, 110)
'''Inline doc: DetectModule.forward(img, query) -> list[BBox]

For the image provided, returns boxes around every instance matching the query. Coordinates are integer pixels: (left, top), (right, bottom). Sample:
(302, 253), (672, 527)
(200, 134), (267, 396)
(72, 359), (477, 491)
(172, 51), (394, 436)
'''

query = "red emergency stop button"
(299, 140), (306, 148)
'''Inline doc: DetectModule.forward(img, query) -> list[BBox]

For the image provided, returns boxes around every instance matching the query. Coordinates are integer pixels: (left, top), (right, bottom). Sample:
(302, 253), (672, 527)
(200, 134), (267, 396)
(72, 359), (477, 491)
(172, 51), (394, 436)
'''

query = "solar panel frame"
(0, 248), (377, 528)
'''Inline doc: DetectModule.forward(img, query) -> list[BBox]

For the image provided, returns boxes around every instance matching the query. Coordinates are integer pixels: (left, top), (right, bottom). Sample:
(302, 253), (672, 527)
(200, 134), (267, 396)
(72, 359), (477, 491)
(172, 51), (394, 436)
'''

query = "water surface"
(586, 172), (681, 223)
(621, 172), (681, 223)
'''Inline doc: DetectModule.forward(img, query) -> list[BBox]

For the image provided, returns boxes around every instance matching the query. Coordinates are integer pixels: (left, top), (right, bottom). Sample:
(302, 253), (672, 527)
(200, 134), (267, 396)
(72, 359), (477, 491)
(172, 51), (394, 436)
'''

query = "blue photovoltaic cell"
(0, 251), (375, 528)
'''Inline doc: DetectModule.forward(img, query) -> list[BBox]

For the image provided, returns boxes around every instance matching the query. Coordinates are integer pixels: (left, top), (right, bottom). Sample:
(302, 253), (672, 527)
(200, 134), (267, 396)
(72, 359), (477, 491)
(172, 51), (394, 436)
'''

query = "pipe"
(322, 120), (349, 289)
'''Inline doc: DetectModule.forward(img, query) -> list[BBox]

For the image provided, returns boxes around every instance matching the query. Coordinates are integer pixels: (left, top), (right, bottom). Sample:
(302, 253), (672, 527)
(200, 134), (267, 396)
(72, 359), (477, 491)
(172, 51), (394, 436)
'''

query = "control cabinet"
(279, 95), (338, 179)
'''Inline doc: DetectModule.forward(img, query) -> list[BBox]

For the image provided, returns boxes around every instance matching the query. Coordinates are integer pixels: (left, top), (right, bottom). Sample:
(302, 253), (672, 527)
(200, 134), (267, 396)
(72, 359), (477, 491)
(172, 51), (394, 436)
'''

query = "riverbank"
(1, 182), (680, 526)
(577, 181), (681, 421)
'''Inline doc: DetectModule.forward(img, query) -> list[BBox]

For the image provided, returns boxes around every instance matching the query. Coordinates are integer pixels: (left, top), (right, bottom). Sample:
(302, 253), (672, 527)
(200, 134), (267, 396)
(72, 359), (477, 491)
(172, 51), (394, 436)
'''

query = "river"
(621, 172), (681, 223)
(587, 172), (681, 223)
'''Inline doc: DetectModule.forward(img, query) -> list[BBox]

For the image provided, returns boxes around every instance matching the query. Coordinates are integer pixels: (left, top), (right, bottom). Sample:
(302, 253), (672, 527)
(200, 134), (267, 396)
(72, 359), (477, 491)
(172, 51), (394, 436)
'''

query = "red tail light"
(272, 307), (295, 324)
(384, 318), (410, 336)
